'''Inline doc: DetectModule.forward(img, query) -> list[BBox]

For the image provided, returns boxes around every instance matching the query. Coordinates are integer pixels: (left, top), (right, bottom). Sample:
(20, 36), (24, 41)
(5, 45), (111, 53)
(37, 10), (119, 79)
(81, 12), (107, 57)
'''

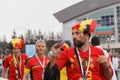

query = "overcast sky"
(0, 0), (83, 42)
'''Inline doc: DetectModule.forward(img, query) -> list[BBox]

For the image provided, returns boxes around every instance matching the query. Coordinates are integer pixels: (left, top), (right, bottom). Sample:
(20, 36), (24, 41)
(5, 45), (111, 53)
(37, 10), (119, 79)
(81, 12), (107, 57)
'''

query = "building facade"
(54, 0), (120, 49)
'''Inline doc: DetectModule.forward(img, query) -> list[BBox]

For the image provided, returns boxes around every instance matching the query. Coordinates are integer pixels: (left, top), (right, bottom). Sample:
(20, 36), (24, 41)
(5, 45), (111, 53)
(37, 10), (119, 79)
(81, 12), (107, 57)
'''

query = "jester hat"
(72, 19), (97, 34)
(10, 38), (25, 49)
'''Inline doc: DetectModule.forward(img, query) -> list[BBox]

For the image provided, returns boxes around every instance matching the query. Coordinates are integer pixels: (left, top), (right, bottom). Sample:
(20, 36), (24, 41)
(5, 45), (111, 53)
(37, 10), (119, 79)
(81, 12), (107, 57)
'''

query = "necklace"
(35, 54), (45, 80)
(13, 55), (22, 79)
(76, 47), (91, 80)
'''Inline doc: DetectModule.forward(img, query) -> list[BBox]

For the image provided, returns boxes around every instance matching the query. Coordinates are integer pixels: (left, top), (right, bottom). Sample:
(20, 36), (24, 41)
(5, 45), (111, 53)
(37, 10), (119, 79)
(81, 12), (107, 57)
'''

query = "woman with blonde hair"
(23, 40), (50, 80)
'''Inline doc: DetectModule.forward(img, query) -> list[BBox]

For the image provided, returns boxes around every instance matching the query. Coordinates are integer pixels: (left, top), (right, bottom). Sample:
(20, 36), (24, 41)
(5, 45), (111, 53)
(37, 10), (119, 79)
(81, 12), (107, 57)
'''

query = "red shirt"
(3, 53), (28, 80)
(25, 55), (50, 80)
(56, 46), (112, 80)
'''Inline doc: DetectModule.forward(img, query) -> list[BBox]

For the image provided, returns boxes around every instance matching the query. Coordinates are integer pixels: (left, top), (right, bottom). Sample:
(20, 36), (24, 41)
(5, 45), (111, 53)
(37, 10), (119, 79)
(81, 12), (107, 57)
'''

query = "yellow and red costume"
(56, 46), (113, 80)
(3, 54), (27, 80)
(3, 38), (28, 80)
(24, 56), (50, 80)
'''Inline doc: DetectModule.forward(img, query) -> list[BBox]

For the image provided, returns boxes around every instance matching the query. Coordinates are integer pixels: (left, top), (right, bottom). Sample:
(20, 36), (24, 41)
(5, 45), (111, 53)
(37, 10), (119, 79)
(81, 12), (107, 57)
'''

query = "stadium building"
(54, 0), (120, 49)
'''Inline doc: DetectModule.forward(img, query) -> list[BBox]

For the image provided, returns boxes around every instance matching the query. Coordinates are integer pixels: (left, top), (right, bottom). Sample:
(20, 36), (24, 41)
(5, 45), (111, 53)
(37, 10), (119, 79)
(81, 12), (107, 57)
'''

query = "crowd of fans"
(0, 19), (120, 80)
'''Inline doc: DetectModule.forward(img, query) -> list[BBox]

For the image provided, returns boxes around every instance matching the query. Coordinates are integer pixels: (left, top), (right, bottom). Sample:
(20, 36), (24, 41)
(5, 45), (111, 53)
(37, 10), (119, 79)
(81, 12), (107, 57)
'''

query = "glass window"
(97, 20), (101, 24)
(101, 15), (114, 26)
(117, 6), (120, 9)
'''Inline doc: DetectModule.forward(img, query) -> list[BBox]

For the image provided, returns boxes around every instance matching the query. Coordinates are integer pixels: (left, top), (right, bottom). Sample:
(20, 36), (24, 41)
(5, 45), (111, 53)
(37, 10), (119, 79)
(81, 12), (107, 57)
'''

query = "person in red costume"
(23, 40), (51, 80)
(2, 38), (28, 80)
(44, 19), (113, 80)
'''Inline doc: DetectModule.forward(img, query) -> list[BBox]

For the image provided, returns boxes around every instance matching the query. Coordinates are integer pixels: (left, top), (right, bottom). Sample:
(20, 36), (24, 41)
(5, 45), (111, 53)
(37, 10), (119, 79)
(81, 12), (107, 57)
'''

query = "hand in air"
(51, 43), (62, 57)
(98, 55), (108, 63)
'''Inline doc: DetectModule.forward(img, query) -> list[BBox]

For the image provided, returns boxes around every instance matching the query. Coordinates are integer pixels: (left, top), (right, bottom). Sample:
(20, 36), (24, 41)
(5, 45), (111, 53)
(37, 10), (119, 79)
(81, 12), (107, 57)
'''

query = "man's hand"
(98, 55), (112, 80)
(98, 55), (107, 63)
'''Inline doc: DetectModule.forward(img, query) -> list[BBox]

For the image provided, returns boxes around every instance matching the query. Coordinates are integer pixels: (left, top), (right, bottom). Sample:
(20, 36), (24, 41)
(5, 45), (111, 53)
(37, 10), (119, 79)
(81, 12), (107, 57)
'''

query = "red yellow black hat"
(72, 19), (97, 34)
(61, 43), (70, 50)
(60, 40), (71, 51)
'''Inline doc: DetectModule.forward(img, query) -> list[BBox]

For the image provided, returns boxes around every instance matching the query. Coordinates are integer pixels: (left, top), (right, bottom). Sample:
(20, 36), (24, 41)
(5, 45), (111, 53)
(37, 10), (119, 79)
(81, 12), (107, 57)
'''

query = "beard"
(74, 41), (84, 48)
(73, 38), (86, 48)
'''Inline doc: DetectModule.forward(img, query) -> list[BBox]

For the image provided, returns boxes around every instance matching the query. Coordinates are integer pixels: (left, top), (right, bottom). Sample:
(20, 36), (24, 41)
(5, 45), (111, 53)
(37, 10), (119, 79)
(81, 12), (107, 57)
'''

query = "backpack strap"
(74, 47), (81, 72)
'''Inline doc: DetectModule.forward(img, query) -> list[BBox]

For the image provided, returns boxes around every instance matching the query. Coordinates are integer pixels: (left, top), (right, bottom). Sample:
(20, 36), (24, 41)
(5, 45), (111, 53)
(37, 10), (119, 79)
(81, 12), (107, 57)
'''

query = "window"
(101, 15), (114, 26)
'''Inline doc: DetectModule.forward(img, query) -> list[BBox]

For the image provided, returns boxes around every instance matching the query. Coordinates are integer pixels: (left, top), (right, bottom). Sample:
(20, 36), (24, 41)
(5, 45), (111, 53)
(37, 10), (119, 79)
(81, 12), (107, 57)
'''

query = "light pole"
(106, 37), (110, 50)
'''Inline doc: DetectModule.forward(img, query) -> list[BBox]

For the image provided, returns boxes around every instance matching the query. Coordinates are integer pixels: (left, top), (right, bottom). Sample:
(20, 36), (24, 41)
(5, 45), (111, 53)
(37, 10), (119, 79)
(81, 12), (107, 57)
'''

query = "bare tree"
(12, 29), (17, 39)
